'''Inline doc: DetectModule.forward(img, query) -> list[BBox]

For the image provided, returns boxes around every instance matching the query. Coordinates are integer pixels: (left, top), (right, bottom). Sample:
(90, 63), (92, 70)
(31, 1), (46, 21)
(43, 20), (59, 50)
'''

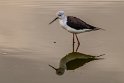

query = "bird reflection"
(49, 52), (104, 76)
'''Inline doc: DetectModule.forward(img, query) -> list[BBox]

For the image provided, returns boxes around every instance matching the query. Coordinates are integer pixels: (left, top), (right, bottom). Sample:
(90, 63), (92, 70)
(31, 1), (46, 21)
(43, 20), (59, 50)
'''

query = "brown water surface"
(0, 0), (124, 83)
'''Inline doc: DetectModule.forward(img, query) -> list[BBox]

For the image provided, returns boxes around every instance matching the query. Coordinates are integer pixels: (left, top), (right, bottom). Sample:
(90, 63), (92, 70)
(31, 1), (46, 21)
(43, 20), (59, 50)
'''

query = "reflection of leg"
(75, 34), (80, 52)
(73, 33), (75, 52)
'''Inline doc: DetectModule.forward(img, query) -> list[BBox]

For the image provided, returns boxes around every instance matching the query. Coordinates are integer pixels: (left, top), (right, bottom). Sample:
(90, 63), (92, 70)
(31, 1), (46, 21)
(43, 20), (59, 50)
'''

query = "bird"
(49, 52), (104, 75)
(49, 11), (104, 52)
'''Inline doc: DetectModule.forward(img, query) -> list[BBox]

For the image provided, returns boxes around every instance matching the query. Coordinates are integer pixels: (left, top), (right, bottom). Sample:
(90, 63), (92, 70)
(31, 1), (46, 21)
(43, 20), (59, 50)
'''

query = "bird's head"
(49, 11), (65, 24)
(49, 65), (65, 76)
(56, 11), (65, 19)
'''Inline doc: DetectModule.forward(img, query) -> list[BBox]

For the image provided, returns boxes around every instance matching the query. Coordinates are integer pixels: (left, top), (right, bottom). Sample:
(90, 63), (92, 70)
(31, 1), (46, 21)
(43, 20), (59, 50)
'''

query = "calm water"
(0, 0), (124, 83)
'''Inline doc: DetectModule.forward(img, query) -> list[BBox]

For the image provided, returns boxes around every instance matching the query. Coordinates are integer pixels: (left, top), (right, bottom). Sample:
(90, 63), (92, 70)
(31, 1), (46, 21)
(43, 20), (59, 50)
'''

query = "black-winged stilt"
(49, 52), (104, 75)
(49, 11), (104, 52)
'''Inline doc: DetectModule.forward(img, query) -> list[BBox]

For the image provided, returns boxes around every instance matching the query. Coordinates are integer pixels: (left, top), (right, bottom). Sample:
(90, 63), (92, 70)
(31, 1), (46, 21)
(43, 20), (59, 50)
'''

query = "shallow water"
(0, 0), (124, 83)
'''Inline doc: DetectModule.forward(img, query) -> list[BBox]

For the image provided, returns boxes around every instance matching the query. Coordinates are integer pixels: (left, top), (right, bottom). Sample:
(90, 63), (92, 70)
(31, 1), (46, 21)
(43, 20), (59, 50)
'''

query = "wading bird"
(49, 11), (103, 52)
(49, 52), (104, 75)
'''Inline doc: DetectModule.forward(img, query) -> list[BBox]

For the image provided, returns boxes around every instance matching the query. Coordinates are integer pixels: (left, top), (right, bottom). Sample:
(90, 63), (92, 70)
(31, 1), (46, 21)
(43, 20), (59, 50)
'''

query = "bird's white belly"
(59, 20), (88, 34)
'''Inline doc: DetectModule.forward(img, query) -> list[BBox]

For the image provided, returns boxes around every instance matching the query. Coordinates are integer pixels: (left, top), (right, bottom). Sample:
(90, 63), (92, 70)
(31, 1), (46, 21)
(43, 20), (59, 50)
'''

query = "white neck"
(59, 15), (67, 21)
(58, 16), (68, 30)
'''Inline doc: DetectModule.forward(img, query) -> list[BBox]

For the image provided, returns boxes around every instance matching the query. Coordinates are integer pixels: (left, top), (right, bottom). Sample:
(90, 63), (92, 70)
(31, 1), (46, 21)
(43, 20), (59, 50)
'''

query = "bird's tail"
(96, 54), (105, 57)
(94, 54), (105, 60)
(86, 24), (106, 31)
(93, 27), (105, 31)
(83, 27), (105, 33)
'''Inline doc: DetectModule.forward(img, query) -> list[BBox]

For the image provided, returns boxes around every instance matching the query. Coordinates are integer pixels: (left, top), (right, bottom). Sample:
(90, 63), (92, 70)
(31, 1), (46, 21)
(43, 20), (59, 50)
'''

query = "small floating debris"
(53, 42), (56, 43)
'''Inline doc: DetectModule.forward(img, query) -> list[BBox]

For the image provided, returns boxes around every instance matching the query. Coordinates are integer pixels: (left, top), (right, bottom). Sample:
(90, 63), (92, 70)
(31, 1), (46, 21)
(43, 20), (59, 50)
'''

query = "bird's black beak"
(49, 65), (57, 70)
(49, 17), (58, 24)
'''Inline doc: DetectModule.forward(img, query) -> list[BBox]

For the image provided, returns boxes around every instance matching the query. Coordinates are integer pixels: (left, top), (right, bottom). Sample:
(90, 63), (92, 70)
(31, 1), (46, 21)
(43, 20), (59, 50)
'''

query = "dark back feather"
(67, 16), (97, 30)
(66, 58), (95, 70)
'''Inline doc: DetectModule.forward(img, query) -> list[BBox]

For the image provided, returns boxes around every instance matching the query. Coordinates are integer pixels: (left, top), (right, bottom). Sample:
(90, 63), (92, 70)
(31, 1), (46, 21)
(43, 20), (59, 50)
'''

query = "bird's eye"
(58, 14), (61, 16)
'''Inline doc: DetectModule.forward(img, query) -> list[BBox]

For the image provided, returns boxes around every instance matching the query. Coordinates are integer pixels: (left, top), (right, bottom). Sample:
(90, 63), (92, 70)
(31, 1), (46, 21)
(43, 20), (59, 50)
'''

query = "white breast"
(59, 18), (67, 29)
(59, 17), (88, 34)
(59, 17), (74, 32)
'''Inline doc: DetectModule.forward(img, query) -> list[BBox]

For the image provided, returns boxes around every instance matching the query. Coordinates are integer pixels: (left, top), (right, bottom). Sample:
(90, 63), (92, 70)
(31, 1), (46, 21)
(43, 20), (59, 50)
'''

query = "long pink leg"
(73, 33), (75, 52)
(75, 34), (80, 52)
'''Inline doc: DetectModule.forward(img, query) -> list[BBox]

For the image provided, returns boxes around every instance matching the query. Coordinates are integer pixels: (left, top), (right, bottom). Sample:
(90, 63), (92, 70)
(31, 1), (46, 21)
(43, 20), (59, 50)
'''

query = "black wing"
(67, 16), (97, 30)
(66, 58), (94, 70)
